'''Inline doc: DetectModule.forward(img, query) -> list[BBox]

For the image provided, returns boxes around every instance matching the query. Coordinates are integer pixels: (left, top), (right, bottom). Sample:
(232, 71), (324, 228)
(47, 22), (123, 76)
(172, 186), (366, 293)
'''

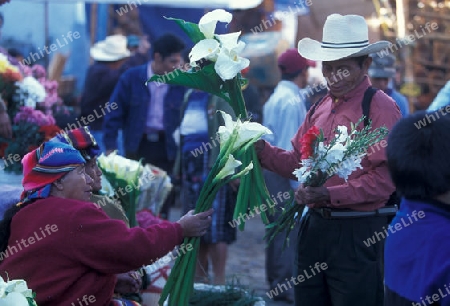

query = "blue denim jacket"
(103, 64), (186, 160)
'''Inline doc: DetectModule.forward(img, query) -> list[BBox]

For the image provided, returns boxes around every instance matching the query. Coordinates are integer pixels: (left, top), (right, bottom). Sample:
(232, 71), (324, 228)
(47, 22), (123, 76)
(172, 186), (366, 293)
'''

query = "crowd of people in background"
(0, 8), (450, 306)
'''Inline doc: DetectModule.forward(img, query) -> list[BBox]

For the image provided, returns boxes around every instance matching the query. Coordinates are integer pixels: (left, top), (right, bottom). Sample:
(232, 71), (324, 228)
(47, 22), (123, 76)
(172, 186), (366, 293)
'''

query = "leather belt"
(312, 205), (398, 219)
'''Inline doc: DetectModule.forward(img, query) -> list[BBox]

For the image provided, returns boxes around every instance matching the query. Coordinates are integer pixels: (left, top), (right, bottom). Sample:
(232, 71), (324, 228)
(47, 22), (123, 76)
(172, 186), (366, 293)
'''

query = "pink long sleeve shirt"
(0, 196), (183, 305)
(258, 76), (402, 211)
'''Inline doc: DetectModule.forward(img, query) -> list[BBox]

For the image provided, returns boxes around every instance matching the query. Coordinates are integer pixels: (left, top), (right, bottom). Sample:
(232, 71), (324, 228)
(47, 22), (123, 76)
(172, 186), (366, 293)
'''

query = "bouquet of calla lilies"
(148, 9), (276, 305)
(97, 151), (144, 227)
(160, 111), (271, 306)
(0, 276), (37, 306)
(265, 116), (389, 249)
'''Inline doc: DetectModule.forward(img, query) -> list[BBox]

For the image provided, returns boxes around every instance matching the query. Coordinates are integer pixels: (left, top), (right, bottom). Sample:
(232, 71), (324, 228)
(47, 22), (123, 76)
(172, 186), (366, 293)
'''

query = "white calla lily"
(217, 111), (272, 152)
(216, 32), (242, 51)
(217, 111), (238, 145)
(231, 161), (253, 179)
(189, 39), (220, 67)
(214, 47), (250, 81)
(234, 121), (272, 149)
(216, 154), (242, 180)
(198, 9), (233, 39)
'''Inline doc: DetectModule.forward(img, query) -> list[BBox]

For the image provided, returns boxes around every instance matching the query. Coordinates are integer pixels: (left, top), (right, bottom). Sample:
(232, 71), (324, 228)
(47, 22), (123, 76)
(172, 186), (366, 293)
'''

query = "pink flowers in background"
(20, 64), (63, 113)
(14, 106), (56, 126)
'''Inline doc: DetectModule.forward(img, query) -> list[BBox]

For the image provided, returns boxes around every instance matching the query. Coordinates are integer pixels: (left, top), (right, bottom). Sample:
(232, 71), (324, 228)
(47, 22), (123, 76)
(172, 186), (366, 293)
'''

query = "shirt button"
(331, 110), (336, 114)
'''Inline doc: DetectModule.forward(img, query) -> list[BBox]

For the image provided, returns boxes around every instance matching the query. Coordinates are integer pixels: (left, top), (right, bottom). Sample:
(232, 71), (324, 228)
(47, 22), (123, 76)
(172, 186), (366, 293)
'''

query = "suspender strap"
(361, 86), (377, 127)
(308, 86), (378, 127)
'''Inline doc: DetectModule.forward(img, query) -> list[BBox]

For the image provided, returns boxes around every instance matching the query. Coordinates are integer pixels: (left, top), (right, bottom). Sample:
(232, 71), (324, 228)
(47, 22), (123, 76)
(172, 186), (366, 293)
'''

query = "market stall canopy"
(14, 0), (264, 9)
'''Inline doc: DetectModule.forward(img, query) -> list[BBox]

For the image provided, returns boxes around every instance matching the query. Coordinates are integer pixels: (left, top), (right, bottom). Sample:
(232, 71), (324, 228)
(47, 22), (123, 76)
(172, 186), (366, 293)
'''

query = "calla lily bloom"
(189, 39), (220, 67)
(214, 47), (250, 81)
(215, 154), (242, 180)
(217, 111), (272, 152)
(198, 9), (233, 39)
(231, 161), (254, 180)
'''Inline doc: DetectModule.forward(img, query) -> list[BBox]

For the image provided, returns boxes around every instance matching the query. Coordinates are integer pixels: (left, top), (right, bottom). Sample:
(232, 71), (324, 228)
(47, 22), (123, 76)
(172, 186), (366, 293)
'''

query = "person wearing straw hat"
(255, 14), (401, 306)
(80, 34), (130, 153)
(0, 140), (213, 305)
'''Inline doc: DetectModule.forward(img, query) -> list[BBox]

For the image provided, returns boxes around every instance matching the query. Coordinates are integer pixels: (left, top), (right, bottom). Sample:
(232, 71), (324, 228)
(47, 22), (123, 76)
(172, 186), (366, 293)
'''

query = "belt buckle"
(147, 132), (159, 142)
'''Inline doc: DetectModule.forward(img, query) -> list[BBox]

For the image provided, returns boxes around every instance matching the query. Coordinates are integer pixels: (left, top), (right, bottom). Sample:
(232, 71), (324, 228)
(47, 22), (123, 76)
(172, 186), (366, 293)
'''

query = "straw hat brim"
(298, 38), (391, 62)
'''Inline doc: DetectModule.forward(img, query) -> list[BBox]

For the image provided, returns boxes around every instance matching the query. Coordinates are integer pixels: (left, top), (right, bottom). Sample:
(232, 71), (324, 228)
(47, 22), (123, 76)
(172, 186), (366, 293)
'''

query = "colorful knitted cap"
(22, 141), (86, 192)
(50, 127), (101, 161)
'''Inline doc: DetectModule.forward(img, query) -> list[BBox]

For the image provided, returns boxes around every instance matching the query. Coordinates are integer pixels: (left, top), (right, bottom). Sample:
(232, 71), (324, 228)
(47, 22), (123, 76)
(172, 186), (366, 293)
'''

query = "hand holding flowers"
(265, 116), (388, 248)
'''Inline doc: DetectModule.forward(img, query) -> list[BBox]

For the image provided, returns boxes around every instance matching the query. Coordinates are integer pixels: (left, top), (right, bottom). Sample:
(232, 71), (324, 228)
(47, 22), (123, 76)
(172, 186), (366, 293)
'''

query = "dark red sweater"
(0, 196), (183, 305)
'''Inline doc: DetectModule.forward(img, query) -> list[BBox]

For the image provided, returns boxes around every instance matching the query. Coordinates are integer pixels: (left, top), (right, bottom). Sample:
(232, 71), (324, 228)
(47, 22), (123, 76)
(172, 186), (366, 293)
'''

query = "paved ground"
(169, 207), (294, 306)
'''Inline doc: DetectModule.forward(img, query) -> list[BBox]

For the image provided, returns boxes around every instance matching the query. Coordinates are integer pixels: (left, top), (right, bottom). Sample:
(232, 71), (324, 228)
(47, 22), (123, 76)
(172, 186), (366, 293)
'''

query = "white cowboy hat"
(298, 14), (391, 62)
(90, 35), (131, 62)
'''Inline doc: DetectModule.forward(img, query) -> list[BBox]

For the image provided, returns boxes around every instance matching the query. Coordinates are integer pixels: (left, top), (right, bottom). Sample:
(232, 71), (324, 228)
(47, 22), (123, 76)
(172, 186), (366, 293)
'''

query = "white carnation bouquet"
(0, 276), (38, 306)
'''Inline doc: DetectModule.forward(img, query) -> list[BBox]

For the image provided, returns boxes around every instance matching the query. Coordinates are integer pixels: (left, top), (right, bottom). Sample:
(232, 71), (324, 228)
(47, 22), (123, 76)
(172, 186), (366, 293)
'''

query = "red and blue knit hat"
(21, 141), (86, 201)
(50, 127), (101, 160)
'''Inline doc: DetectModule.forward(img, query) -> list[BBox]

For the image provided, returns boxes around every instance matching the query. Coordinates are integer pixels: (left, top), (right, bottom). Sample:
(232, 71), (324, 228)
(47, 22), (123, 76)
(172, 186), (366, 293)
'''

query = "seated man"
(384, 111), (450, 306)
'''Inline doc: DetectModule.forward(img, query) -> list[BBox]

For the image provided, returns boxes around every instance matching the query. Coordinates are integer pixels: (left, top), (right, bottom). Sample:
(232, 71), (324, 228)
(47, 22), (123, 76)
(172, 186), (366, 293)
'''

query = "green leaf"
(147, 64), (231, 103)
(164, 17), (205, 43)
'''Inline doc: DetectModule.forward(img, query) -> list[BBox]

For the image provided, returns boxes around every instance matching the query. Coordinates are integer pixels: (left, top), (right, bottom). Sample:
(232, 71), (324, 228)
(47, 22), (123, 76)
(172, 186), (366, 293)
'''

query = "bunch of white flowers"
(189, 9), (250, 81)
(15, 76), (46, 109)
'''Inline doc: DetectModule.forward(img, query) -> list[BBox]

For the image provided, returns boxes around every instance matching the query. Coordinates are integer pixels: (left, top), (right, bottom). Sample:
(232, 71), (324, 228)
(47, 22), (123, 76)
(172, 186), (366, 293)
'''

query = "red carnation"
(300, 126), (320, 159)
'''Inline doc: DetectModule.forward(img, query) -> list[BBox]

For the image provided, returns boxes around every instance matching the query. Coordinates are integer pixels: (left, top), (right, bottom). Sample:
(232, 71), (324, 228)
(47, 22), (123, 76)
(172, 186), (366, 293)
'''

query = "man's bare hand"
(0, 112), (12, 139)
(177, 208), (214, 237)
(295, 185), (330, 206)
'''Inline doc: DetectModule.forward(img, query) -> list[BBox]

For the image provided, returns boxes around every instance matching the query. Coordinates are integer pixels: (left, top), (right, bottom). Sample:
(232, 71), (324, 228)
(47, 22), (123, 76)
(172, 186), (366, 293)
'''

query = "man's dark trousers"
(294, 209), (386, 306)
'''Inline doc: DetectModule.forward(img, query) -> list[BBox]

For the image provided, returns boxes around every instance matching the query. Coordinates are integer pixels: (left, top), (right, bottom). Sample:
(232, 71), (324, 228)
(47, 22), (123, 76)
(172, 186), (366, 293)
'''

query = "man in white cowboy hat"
(255, 14), (401, 306)
(80, 34), (130, 153)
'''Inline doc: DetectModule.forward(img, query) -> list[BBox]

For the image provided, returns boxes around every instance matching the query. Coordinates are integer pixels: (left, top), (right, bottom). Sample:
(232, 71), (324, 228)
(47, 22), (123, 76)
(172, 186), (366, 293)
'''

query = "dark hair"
(0, 201), (35, 257)
(152, 33), (185, 60)
(352, 55), (369, 68)
(8, 48), (23, 58)
(386, 110), (450, 200)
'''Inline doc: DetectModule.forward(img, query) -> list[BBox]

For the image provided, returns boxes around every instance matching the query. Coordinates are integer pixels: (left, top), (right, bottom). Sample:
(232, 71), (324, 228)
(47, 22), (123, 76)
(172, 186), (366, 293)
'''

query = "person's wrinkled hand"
(177, 208), (214, 237)
(114, 271), (142, 294)
(295, 185), (330, 206)
(0, 112), (12, 139)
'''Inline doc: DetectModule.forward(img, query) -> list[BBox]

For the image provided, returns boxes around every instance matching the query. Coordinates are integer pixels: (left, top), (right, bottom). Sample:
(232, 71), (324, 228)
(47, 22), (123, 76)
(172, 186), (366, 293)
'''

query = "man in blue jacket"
(103, 33), (186, 173)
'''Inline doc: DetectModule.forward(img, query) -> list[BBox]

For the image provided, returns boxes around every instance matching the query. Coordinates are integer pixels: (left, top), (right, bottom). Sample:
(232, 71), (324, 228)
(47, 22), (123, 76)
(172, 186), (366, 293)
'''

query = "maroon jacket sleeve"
(65, 203), (183, 274)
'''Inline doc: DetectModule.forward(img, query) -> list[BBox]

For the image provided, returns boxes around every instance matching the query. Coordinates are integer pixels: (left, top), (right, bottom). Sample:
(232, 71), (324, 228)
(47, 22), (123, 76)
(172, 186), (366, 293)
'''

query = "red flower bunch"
(2, 67), (23, 82)
(300, 126), (320, 159)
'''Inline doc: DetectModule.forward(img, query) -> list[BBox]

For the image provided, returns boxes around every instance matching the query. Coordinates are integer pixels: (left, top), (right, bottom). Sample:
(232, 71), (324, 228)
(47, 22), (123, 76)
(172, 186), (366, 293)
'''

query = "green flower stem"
(224, 77), (272, 229)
